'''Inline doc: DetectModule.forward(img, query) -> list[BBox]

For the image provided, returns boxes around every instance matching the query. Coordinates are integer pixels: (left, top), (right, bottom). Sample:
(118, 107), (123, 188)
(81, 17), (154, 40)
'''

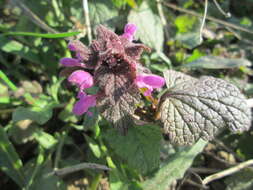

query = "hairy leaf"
(143, 139), (206, 190)
(95, 65), (141, 133)
(104, 125), (162, 174)
(163, 70), (197, 90)
(158, 70), (251, 145)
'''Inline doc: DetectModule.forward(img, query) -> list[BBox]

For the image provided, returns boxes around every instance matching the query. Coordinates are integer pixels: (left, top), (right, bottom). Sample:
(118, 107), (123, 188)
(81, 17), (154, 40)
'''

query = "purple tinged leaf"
(68, 40), (90, 62)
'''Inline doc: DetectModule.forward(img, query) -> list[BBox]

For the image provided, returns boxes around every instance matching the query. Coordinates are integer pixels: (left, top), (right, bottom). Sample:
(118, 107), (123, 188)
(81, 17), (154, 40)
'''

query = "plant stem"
(199, 0), (208, 43)
(54, 132), (66, 170)
(82, 0), (92, 43)
(202, 159), (253, 185)
(89, 173), (102, 190)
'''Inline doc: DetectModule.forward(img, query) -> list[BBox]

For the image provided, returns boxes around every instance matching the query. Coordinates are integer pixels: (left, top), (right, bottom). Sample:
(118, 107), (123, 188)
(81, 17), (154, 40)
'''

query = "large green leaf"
(185, 56), (252, 69)
(128, 1), (164, 52)
(104, 125), (162, 174)
(158, 70), (252, 145)
(0, 127), (25, 188)
(12, 104), (55, 125)
(142, 140), (207, 190)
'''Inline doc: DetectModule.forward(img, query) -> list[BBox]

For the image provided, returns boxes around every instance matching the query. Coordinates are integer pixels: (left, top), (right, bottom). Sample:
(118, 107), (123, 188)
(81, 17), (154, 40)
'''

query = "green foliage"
(13, 104), (55, 125)
(143, 140), (207, 190)
(89, 0), (118, 28)
(4, 31), (80, 38)
(0, 0), (253, 189)
(225, 169), (253, 190)
(0, 127), (25, 188)
(104, 125), (162, 174)
(174, 14), (202, 49)
(0, 35), (40, 63)
(128, 1), (164, 52)
(185, 56), (252, 69)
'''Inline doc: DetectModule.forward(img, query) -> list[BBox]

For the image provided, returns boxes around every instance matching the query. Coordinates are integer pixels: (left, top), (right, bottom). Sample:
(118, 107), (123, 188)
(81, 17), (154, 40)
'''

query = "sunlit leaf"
(33, 130), (57, 149)
(158, 70), (251, 145)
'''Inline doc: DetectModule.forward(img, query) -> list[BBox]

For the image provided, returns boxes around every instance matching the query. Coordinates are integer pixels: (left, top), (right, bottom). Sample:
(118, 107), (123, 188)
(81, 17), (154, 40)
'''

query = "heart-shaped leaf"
(158, 70), (252, 145)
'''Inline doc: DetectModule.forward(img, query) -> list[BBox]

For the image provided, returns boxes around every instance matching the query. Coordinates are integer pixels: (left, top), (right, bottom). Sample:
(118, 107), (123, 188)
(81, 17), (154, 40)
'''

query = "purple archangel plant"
(60, 24), (251, 145)
(60, 23), (165, 133)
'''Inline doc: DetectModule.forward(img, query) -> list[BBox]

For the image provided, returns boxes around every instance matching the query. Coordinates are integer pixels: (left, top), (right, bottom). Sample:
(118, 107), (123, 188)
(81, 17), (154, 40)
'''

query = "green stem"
(89, 173), (102, 190)
(0, 70), (18, 91)
(25, 146), (44, 189)
(54, 132), (66, 169)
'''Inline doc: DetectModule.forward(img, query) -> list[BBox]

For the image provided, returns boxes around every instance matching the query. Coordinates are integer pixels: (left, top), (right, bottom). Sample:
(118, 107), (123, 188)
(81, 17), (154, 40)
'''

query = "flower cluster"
(60, 23), (165, 130)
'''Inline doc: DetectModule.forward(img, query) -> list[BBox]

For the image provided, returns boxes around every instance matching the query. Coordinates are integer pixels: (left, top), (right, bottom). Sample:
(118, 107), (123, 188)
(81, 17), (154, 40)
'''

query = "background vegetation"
(0, 0), (253, 189)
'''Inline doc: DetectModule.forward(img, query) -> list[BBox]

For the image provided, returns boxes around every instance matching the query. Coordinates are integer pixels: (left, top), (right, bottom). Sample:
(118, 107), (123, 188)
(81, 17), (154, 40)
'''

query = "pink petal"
(121, 23), (137, 41)
(73, 94), (96, 116)
(135, 74), (165, 96)
(60, 58), (85, 67)
(68, 70), (94, 90)
(124, 23), (137, 35)
(141, 75), (165, 88)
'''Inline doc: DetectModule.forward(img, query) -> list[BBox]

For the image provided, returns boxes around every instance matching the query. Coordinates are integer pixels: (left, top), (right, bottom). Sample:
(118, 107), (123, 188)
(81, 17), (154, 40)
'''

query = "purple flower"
(59, 23), (162, 127)
(121, 23), (137, 42)
(73, 92), (96, 115)
(68, 70), (94, 90)
(135, 74), (165, 96)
